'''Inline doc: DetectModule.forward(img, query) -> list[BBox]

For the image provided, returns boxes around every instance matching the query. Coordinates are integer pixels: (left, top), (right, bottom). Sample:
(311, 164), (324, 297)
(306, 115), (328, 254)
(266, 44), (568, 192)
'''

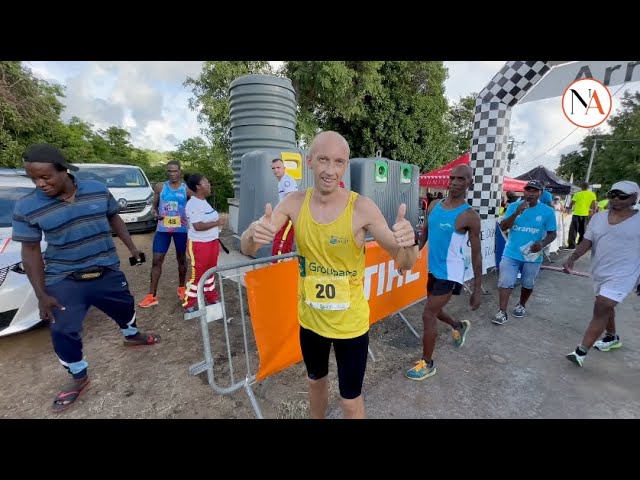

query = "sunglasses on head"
(606, 190), (631, 200)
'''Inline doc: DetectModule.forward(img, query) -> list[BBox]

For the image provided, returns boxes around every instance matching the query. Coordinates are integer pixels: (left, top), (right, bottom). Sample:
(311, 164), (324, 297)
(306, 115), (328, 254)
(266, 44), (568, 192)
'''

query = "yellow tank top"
(295, 188), (369, 339)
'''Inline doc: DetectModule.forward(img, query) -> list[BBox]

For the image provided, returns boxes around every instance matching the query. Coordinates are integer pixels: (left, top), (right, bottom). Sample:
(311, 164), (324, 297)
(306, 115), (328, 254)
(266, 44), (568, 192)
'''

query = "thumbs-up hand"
(252, 203), (279, 245)
(392, 203), (416, 248)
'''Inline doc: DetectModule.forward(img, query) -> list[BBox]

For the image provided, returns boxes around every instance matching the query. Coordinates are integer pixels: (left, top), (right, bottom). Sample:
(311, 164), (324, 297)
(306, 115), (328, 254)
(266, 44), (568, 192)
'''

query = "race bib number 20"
(304, 276), (350, 311)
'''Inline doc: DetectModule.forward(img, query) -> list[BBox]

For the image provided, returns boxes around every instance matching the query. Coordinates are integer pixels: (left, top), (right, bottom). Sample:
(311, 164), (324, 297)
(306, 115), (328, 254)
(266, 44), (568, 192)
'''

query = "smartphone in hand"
(129, 252), (146, 266)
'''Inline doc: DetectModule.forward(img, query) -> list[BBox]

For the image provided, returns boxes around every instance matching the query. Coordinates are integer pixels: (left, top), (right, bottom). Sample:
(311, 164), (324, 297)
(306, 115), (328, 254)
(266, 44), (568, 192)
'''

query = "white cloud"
(444, 61), (506, 102)
(27, 61), (204, 152)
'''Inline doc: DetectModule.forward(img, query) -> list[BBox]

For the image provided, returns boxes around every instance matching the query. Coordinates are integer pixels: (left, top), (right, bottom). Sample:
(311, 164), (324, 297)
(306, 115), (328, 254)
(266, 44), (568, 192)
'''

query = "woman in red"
(183, 174), (225, 314)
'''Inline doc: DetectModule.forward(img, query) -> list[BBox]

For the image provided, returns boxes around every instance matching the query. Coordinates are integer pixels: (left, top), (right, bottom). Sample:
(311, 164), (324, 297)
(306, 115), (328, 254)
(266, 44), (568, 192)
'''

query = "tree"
(284, 61), (455, 171)
(0, 61), (66, 167)
(170, 137), (233, 211)
(557, 91), (640, 193)
(45, 117), (97, 163)
(185, 61), (456, 175)
(555, 132), (603, 183)
(446, 93), (476, 157)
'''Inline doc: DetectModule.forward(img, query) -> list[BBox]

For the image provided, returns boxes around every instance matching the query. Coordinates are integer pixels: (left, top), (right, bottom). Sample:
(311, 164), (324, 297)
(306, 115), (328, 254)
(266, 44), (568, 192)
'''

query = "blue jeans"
(498, 256), (541, 290)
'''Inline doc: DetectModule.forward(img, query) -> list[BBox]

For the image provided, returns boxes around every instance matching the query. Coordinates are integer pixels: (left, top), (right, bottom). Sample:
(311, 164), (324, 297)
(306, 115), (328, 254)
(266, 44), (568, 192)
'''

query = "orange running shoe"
(177, 287), (186, 301)
(138, 294), (158, 308)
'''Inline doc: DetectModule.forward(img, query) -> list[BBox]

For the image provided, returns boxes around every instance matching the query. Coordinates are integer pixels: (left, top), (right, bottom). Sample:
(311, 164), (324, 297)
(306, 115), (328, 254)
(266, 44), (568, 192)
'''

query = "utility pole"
(585, 139), (598, 183)
(506, 137), (525, 173)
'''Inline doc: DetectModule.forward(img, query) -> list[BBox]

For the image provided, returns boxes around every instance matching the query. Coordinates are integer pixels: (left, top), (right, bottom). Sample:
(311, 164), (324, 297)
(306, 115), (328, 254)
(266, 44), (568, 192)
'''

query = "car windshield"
(0, 186), (35, 228)
(75, 167), (149, 188)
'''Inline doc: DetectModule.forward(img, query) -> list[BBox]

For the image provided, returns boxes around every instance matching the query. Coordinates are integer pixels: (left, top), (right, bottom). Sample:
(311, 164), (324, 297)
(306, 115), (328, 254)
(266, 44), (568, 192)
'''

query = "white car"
(73, 164), (156, 233)
(0, 170), (45, 337)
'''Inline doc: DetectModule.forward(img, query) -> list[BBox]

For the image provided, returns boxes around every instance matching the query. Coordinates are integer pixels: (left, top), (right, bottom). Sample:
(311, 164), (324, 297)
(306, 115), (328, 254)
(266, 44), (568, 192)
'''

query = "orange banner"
(245, 242), (428, 381)
(244, 259), (302, 381)
(365, 241), (428, 325)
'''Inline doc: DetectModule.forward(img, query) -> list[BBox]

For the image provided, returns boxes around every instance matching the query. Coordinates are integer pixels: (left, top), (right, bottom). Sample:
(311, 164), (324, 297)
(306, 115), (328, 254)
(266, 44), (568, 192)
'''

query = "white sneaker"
(594, 337), (622, 352)
(566, 351), (585, 367)
(493, 310), (508, 325)
(513, 303), (526, 318)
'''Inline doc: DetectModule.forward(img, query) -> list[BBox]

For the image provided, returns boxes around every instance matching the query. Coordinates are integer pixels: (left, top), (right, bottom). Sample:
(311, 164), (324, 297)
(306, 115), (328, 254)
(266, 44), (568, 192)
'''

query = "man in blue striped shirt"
(12, 144), (160, 413)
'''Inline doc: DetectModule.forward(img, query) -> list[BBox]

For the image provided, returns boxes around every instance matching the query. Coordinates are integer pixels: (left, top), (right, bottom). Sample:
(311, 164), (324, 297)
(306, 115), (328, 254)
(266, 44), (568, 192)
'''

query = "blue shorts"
(498, 256), (541, 290)
(152, 231), (188, 255)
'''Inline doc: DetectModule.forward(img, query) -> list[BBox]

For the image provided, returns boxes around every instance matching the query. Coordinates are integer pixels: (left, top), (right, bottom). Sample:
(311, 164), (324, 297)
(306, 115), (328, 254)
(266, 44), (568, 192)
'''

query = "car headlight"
(145, 193), (153, 206)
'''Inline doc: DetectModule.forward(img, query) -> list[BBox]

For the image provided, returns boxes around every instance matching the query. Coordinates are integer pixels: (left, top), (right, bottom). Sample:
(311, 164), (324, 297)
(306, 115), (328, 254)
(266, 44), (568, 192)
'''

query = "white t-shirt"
(584, 210), (640, 296)
(278, 174), (298, 202)
(185, 197), (219, 242)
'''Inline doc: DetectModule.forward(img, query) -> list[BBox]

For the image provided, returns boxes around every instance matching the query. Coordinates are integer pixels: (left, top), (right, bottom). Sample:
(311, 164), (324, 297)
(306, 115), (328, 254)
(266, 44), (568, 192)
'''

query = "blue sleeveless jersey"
(157, 182), (188, 233)
(428, 201), (471, 284)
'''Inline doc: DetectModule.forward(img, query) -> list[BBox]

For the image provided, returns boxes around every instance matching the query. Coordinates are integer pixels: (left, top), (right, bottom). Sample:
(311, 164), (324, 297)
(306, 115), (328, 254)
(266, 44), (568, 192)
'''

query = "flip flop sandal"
(51, 379), (90, 413)
(123, 332), (160, 347)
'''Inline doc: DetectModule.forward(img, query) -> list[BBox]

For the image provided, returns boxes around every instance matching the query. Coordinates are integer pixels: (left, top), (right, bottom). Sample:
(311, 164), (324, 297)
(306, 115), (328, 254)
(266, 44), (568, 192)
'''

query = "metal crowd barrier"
(185, 252), (298, 419)
(185, 251), (424, 419)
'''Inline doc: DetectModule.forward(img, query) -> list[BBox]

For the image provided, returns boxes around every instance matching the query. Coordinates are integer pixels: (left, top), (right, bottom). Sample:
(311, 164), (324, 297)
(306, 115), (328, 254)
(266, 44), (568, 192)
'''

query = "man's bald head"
(451, 164), (473, 181)
(308, 131), (350, 159)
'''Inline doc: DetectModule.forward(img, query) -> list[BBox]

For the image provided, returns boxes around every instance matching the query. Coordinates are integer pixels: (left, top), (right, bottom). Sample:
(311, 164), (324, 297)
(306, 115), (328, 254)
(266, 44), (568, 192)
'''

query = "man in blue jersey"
(139, 160), (193, 308)
(12, 144), (159, 413)
(494, 179), (557, 325)
(405, 164), (482, 381)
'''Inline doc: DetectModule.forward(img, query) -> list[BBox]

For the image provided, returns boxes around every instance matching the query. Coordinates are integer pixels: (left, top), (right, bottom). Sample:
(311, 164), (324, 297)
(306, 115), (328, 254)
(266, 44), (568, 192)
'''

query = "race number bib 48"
(304, 276), (350, 311)
(163, 216), (181, 228)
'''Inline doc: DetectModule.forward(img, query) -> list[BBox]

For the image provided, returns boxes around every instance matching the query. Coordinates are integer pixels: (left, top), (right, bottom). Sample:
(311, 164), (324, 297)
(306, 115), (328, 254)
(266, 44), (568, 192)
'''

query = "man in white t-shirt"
(271, 158), (298, 258)
(564, 180), (640, 367)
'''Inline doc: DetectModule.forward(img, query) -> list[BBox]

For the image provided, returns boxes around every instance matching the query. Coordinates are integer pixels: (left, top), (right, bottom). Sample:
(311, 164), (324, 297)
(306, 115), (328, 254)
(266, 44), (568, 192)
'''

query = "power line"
(528, 128), (579, 164)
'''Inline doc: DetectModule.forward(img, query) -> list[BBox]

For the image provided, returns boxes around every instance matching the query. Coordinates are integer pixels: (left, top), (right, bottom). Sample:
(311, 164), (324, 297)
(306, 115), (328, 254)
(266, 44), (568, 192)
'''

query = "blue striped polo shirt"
(12, 177), (122, 285)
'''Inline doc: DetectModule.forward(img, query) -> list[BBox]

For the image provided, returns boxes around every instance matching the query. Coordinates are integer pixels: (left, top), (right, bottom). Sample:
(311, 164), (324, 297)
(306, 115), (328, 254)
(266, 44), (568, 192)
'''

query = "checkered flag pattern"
(469, 61), (551, 219)
(480, 61), (550, 107)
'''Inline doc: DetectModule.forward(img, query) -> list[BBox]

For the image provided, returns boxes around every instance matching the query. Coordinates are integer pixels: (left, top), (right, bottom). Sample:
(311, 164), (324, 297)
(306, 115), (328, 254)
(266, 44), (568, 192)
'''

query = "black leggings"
(299, 326), (369, 400)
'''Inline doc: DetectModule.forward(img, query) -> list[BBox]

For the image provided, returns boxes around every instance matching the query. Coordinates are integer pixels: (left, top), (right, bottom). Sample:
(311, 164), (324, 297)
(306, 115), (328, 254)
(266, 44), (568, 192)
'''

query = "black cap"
(22, 144), (79, 171)
(525, 179), (544, 190)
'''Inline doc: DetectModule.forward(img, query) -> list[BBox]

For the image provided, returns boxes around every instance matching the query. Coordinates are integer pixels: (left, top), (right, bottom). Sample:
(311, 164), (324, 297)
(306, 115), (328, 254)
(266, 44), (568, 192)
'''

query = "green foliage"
(446, 93), (476, 157)
(170, 137), (233, 212)
(0, 61), (66, 167)
(284, 61), (455, 171)
(556, 91), (640, 193)
(186, 61), (461, 174)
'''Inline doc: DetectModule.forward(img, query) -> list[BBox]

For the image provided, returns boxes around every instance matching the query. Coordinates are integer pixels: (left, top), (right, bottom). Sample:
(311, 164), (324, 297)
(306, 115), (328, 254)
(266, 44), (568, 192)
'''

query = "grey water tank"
(237, 148), (306, 258)
(229, 74), (298, 200)
(350, 157), (419, 230)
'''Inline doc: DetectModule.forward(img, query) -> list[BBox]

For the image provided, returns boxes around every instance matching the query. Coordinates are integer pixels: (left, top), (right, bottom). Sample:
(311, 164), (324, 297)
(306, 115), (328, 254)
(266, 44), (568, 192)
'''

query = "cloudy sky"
(27, 61), (640, 177)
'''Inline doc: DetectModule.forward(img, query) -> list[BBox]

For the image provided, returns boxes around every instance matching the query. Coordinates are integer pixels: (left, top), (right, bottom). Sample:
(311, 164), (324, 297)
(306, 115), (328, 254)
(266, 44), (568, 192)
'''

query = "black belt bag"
(72, 266), (105, 281)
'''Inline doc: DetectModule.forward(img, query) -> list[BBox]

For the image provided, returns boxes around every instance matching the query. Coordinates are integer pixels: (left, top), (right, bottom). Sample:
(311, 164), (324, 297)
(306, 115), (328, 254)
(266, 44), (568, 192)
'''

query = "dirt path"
(1, 220), (638, 419)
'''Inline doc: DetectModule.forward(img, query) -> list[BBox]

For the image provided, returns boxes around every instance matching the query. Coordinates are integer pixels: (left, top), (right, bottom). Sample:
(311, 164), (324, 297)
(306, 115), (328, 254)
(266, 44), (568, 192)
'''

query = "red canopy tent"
(419, 152), (528, 192)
